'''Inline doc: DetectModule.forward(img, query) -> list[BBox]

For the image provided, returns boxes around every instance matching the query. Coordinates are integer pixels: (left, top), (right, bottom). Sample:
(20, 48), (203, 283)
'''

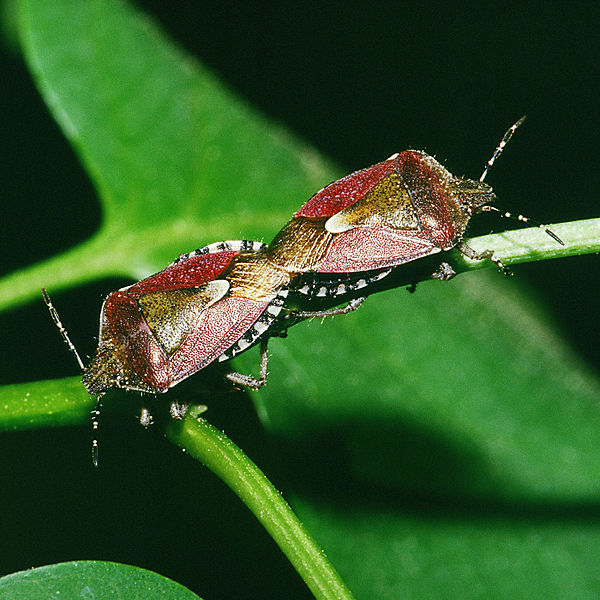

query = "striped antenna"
(480, 205), (564, 245)
(42, 288), (104, 467)
(480, 116), (526, 183)
(42, 288), (85, 370)
(91, 393), (104, 468)
(478, 118), (564, 245)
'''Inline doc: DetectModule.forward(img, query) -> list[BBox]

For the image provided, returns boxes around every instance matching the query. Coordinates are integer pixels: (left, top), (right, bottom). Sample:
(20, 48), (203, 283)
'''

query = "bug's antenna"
(477, 117), (564, 246)
(91, 393), (104, 468)
(42, 288), (85, 370)
(480, 116), (527, 183)
(42, 288), (105, 467)
(479, 205), (564, 245)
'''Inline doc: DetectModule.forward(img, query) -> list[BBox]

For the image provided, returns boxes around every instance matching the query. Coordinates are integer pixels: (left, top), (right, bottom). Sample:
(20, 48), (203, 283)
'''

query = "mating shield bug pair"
(44, 118), (562, 464)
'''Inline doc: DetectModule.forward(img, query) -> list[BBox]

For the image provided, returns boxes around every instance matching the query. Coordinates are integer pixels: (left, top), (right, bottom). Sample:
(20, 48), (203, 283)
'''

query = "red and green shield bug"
(43, 240), (290, 465)
(268, 117), (562, 307)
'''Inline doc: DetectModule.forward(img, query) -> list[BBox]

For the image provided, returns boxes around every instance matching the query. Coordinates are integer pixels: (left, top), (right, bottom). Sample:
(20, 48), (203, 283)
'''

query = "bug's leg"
(290, 296), (366, 319)
(458, 241), (512, 277)
(169, 402), (189, 420)
(225, 337), (270, 390)
(431, 262), (456, 281)
(167, 402), (206, 421)
(140, 407), (154, 427)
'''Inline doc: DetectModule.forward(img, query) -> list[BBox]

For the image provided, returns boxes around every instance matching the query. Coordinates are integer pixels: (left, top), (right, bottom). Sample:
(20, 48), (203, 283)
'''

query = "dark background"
(1, 3), (598, 599)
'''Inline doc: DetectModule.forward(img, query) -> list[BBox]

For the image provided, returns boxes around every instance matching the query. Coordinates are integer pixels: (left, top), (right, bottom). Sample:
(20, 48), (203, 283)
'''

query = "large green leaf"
(240, 277), (600, 597)
(1, 0), (599, 599)
(248, 272), (600, 500)
(1, 0), (333, 311)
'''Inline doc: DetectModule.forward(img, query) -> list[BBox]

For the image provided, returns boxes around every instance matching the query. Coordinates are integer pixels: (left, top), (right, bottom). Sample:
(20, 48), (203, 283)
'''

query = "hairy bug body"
(268, 151), (492, 276)
(268, 118), (561, 302)
(45, 240), (290, 410)
(81, 240), (289, 395)
(44, 240), (292, 465)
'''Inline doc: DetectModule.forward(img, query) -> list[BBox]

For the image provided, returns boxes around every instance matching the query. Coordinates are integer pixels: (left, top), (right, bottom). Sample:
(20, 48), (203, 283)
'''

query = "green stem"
(455, 217), (600, 272)
(0, 378), (351, 599)
(0, 377), (92, 432)
(166, 414), (356, 600)
(0, 217), (597, 428)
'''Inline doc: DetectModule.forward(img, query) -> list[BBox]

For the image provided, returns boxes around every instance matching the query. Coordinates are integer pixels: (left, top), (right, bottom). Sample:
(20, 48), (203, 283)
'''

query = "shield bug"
(44, 239), (290, 465)
(268, 117), (562, 311)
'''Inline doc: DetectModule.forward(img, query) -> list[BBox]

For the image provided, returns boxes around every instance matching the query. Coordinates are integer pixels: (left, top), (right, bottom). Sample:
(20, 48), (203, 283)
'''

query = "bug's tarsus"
(458, 242), (513, 277)
(431, 262), (456, 281)
(291, 296), (366, 319)
(169, 402), (189, 420)
(140, 407), (153, 427)
(225, 336), (270, 390)
(479, 205), (564, 245)
(41, 288), (85, 371)
(480, 116), (526, 183)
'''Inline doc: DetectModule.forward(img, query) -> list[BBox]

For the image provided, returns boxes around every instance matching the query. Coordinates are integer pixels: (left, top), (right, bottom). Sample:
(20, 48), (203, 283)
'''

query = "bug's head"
(455, 176), (496, 216)
(82, 345), (127, 395)
(82, 338), (167, 395)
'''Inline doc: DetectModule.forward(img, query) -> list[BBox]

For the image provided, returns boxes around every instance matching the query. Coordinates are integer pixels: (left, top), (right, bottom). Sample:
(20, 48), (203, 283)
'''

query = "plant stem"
(0, 377), (92, 432)
(166, 414), (356, 600)
(454, 217), (600, 272)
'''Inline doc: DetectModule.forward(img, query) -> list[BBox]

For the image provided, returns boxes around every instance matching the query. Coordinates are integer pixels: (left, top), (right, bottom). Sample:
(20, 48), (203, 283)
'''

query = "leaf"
(0, 561), (201, 599)
(233, 270), (600, 597)
(2, 0), (600, 599)
(1, 0), (335, 311)
(247, 271), (600, 499)
(291, 497), (600, 600)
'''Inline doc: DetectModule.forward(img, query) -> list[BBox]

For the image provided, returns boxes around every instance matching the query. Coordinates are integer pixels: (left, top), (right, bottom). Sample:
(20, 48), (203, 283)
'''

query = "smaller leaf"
(0, 561), (201, 599)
